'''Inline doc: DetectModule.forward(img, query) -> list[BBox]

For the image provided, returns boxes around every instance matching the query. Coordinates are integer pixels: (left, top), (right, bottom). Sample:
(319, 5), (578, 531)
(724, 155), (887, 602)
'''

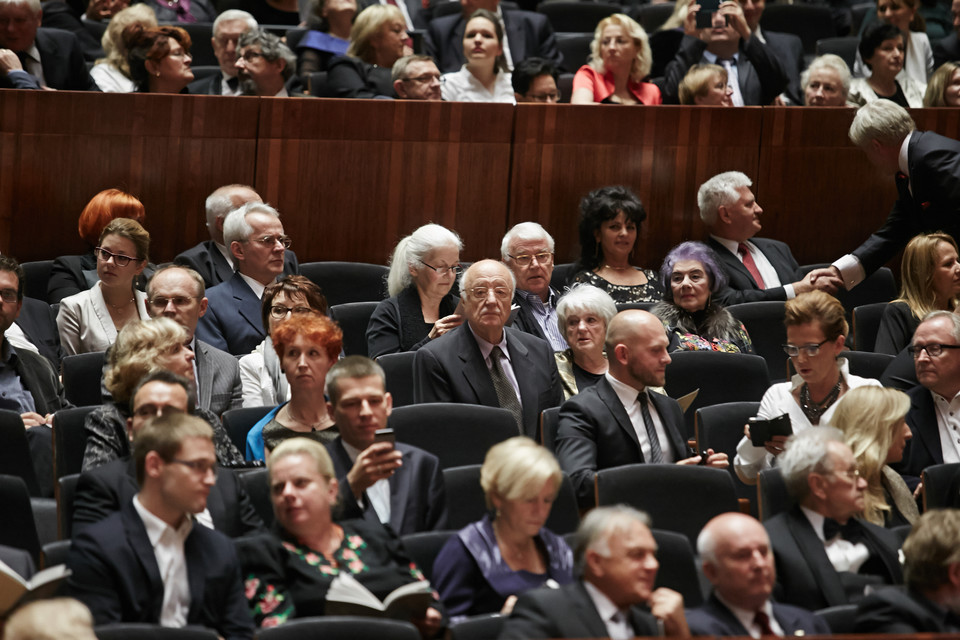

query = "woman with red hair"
(122, 24), (194, 93)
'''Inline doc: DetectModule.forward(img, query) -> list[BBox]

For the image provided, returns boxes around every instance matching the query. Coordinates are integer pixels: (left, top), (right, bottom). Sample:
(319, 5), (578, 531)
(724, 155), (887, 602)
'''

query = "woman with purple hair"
(651, 241), (753, 353)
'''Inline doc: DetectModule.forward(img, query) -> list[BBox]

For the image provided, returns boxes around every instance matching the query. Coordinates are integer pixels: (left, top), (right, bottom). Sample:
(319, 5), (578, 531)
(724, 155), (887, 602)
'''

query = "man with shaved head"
(688, 512), (831, 636)
(556, 309), (728, 508)
(414, 259), (563, 439)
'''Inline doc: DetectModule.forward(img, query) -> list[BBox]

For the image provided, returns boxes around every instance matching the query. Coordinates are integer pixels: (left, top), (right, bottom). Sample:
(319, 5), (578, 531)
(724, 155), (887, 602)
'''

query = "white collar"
(133, 494), (193, 547)
(238, 272), (267, 299)
(898, 131), (913, 177)
(605, 371), (645, 408)
(468, 322), (508, 361)
(800, 505), (827, 542)
(583, 580), (627, 624)
(714, 591), (776, 633)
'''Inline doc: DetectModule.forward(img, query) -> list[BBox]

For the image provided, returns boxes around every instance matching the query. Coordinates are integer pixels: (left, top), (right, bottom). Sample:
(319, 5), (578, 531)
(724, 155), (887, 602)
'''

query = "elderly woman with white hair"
(802, 54), (852, 106)
(554, 284), (617, 400)
(432, 437), (574, 620)
(366, 223), (463, 358)
(570, 13), (661, 105)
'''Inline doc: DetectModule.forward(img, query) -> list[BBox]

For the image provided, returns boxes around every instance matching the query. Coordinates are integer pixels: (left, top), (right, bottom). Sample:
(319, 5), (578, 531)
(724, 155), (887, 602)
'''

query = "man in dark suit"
(736, 0), (804, 104)
(812, 101), (960, 292)
(414, 259), (563, 440)
(0, 0), (98, 90)
(855, 509), (960, 633)
(699, 171), (824, 306)
(502, 222), (566, 351)
(765, 428), (903, 611)
(663, 0), (787, 105)
(186, 10), (258, 96)
(501, 505), (690, 639)
(324, 356), (446, 536)
(933, 0), (960, 68)
(196, 202), (294, 356)
(425, 0), (562, 73)
(176, 185), (299, 289)
(146, 265), (242, 418)
(555, 309), (728, 508)
(688, 512), (831, 636)
(73, 370), (264, 537)
(66, 413), (254, 639)
(8, 296), (62, 370)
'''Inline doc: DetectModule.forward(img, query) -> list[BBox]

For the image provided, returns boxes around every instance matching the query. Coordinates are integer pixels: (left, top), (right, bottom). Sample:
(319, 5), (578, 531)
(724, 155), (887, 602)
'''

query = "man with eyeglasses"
(392, 54), (443, 100)
(235, 29), (302, 97)
(73, 369), (264, 537)
(765, 427), (903, 612)
(501, 222), (566, 351)
(197, 202), (294, 356)
(897, 311), (960, 488)
(146, 265), (242, 418)
(512, 57), (559, 103)
(187, 10), (258, 96)
(68, 412), (255, 639)
(414, 259), (563, 438)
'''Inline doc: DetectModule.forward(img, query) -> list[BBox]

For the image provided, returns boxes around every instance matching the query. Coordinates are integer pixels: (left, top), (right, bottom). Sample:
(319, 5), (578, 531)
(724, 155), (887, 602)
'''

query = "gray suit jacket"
(195, 339), (243, 417)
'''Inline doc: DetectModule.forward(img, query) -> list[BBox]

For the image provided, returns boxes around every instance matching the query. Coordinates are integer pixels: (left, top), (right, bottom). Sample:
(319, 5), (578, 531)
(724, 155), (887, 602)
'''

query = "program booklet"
(325, 573), (433, 619)
(0, 561), (70, 617)
(748, 413), (793, 447)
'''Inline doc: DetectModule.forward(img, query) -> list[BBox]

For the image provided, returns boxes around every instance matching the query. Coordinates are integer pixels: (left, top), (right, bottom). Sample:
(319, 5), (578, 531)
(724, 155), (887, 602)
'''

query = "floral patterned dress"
(237, 519), (429, 628)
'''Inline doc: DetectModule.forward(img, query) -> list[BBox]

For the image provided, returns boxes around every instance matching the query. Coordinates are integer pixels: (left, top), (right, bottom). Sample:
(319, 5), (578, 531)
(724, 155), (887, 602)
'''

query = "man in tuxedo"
(324, 356), (446, 535)
(0, 0), (98, 89)
(146, 265), (242, 418)
(502, 222), (566, 351)
(555, 309), (728, 508)
(933, 0), (960, 68)
(187, 10), (257, 96)
(414, 259), (563, 439)
(663, 0), (787, 105)
(67, 413), (254, 639)
(425, 0), (562, 73)
(735, 0), (803, 104)
(72, 370), (264, 537)
(176, 184), (298, 289)
(501, 505), (690, 639)
(700, 171), (823, 306)
(196, 202), (294, 356)
(855, 509), (960, 633)
(812, 101), (960, 292)
(765, 427), (903, 611)
(688, 512), (831, 636)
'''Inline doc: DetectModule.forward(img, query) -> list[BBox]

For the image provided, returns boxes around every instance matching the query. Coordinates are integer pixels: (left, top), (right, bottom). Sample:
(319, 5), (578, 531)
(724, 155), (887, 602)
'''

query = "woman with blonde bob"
(90, 4), (159, 92)
(923, 61), (960, 107)
(678, 63), (733, 105)
(326, 4), (408, 98)
(831, 386), (918, 527)
(876, 232), (960, 355)
(571, 13), (661, 105)
(433, 436), (574, 620)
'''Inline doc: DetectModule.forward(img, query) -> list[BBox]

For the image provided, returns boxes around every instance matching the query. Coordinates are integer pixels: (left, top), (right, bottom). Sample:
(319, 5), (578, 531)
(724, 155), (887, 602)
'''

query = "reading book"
(0, 561), (70, 617)
(748, 413), (792, 447)
(325, 573), (433, 619)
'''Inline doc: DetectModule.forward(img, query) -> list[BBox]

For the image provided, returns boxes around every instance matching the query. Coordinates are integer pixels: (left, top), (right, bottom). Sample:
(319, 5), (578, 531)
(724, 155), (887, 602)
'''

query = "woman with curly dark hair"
(122, 23), (194, 93)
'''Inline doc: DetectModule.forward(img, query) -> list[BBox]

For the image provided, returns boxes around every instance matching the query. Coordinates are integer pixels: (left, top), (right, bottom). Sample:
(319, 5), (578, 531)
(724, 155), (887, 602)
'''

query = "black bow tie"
(823, 517), (863, 543)
(227, 76), (239, 92)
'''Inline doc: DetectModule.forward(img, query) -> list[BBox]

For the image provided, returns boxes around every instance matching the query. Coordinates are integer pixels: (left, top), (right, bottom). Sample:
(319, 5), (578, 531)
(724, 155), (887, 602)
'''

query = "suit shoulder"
(429, 13), (461, 31)
(198, 340), (240, 365)
(396, 442), (440, 465)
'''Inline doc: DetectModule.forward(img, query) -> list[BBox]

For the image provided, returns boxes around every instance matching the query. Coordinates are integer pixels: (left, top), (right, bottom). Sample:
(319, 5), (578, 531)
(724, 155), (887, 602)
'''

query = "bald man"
(688, 512), (831, 636)
(555, 310), (728, 507)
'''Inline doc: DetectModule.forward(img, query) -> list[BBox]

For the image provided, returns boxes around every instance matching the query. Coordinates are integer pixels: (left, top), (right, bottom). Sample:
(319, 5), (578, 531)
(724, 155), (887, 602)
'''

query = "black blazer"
(764, 505), (903, 611)
(855, 586), (960, 633)
(554, 377), (687, 508)
(40, 1), (103, 60)
(187, 73), (228, 96)
(413, 324), (563, 440)
(0, 27), (98, 90)
(709, 236), (801, 306)
(72, 457), (265, 538)
(686, 592), (831, 636)
(17, 296), (63, 369)
(67, 500), (254, 639)
(500, 580), (659, 639)
(326, 437), (447, 536)
(762, 29), (804, 105)
(896, 384), (942, 487)
(174, 240), (299, 289)
(326, 55), (396, 98)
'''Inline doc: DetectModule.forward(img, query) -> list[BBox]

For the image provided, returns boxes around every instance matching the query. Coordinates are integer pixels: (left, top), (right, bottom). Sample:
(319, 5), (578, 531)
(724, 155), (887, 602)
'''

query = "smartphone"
(374, 428), (396, 447)
(696, 0), (721, 29)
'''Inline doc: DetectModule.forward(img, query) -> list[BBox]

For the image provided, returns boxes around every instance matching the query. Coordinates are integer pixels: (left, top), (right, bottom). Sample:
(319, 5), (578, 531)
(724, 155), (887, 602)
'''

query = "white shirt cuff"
(783, 284), (796, 300)
(832, 254), (864, 290)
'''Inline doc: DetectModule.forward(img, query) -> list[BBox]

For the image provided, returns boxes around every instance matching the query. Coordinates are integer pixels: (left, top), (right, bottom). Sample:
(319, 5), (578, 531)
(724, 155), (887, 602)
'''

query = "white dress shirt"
(605, 373), (676, 463)
(342, 439), (392, 524)
(714, 592), (785, 638)
(800, 506), (870, 574)
(441, 66), (516, 104)
(238, 273), (267, 299)
(584, 581), (634, 640)
(710, 235), (793, 298)
(133, 495), (193, 628)
(930, 388), (960, 464)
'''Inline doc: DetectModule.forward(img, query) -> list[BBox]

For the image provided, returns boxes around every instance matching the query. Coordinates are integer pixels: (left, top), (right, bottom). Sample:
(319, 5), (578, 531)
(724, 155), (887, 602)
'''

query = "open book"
(0, 561), (70, 617)
(325, 573), (433, 619)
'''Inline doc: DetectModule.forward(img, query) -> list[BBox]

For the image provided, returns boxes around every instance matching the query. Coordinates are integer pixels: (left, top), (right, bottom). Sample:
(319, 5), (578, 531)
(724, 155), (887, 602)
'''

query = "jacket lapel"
(786, 506), (848, 607)
(596, 378), (644, 459)
(388, 447), (412, 533)
(911, 388), (944, 464)
(505, 329), (537, 438)
(121, 502), (165, 619)
(457, 328), (500, 408)
(230, 275), (265, 335)
(194, 341), (214, 411)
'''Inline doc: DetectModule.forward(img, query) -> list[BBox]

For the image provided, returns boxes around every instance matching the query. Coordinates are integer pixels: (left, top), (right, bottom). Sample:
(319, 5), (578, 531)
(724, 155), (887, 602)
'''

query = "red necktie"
(738, 243), (766, 289)
(754, 610), (777, 636)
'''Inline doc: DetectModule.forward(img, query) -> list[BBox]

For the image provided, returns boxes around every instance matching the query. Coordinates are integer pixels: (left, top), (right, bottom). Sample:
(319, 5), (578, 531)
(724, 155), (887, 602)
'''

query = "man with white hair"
(700, 171), (826, 306)
(810, 100), (960, 292)
(802, 54), (851, 106)
(175, 184), (298, 288)
(501, 505), (690, 639)
(502, 222), (566, 351)
(764, 427), (903, 611)
(196, 202), (293, 356)
(187, 10), (258, 96)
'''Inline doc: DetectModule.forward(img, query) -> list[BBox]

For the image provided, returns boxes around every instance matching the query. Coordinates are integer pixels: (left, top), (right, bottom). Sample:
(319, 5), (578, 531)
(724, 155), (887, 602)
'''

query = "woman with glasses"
(570, 13), (661, 105)
(831, 386), (918, 527)
(734, 291), (881, 483)
(554, 284), (618, 399)
(58, 218), (151, 356)
(240, 275), (328, 407)
(122, 24), (194, 94)
(246, 313), (343, 461)
(367, 223), (463, 359)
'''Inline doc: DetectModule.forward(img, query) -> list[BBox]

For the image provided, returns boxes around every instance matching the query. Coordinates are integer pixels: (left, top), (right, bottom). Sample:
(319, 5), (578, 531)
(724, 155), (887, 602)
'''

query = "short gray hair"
(213, 9), (257, 35)
(779, 427), (845, 502)
(573, 505), (651, 576)
(224, 201), (281, 245)
(697, 171), (752, 226)
(801, 54), (850, 99)
(459, 259), (516, 296)
(849, 100), (916, 148)
(391, 54), (435, 82)
(386, 223), (462, 297)
(205, 184), (257, 232)
(556, 284), (618, 340)
(918, 310), (960, 343)
(238, 28), (296, 80)
(501, 222), (555, 262)
(0, 0), (40, 13)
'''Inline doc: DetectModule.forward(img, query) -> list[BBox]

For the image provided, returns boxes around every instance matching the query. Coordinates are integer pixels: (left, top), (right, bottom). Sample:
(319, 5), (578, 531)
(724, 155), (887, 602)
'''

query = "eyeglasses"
(402, 73), (443, 84)
(238, 50), (264, 62)
(0, 288), (17, 304)
(167, 50), (190, 59)
(246, 235), (292, 249)
(467, 286), (512, 301)
(832, 467), (862, 481)
(782, 340), (829, 357)
(908, 343), (960, 358)
(94, 247), (139, 267)
(269, 304), (314, 319)
(419, 260), (462, 276)
(524, 91), (561, 102)
(509, 252), (554, 267)
(170, 458), (218, 477)
(148, 296), (199, 309)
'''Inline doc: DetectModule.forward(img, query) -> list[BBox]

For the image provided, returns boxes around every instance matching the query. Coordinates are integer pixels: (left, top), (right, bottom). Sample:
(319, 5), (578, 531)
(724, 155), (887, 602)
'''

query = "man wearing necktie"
(764, 427), (903, 612)
(811, 100), (960, 293)
(687, 512), (832, 637)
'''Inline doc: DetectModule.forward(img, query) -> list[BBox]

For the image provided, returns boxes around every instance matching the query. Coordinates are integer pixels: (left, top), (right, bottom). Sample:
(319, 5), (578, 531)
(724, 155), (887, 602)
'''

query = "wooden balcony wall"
(2, 90), (958, 271)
